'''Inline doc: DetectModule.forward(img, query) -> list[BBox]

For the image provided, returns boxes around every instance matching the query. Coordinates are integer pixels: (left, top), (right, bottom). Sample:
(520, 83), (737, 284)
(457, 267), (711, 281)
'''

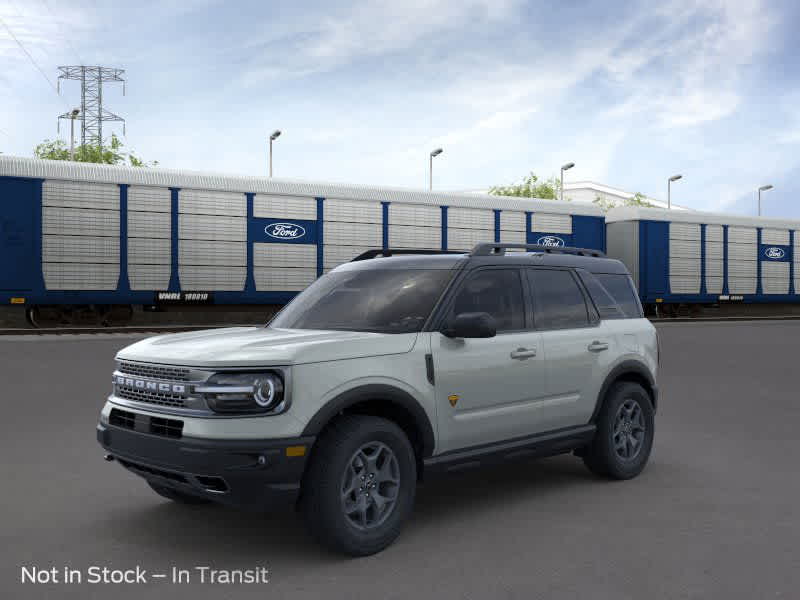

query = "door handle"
(588, 341), (609, 352)
(510, 348), (537, 360)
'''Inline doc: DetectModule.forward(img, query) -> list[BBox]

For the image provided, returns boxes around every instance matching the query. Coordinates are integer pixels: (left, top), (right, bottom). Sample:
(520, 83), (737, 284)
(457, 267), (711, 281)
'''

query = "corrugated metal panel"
(728, 261), (758, 276)
(669, 239), (701, 258)
(254, 243), (316, 268)
(179, 240), (246, 266)
(705, 241), (723, 259)
(129, 238), (170, 264)
(670, 277), (700, 294)
(254, 268), (317, 291)
(448, 207), (493, 229)
(670, 258), (701, 276)
(42, 180), (119, 210)
(42, 235), (119, 264)
(729, 277), (756, 294)
(389, 203), (440, 227)
(128, 211), (170, 239)
(325, 199), (382, 223)
(388, 225), (441, 249)
(179, 214), (246, 241)
(532, 213), (572, 234)
(254, 195), (316, 220)
(706, 225), (723, 242)
(761, 229), (790, 245)
(447, 228), (494, 251)
(323, 245), (374, 269)
(728, 226), (757, 244)
(499, 229), (526, 244)
(129, 264), (171, 290)
(43, 263), (119, 290)
(128, 186), (170, 213)
(669, 222), (701, 241)
(180, 189), (246, 216)
(605, 221), (639, 290)
(729, 245), (756, 261)
(1, 156), (604, 216)
(323, 221), (381, 246)
(706, 277), (723, 294)
(762, 261), (789, 293)
(606, 205), (800, 230)
(705, 259), (723, 279)
(179, 266), (246, 291)
(43, 206), (119, 237)
(500, 211), (526, 232)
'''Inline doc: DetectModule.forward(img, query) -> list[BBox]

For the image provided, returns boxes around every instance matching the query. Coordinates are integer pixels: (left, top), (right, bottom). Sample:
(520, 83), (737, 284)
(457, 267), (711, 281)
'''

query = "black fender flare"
(301, 384), (436, 458)
(591, 360), (657, 421)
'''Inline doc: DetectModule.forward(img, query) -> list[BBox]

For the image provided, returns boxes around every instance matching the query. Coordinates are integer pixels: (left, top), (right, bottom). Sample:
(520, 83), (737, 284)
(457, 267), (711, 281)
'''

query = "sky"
(1, 0), (799, 217)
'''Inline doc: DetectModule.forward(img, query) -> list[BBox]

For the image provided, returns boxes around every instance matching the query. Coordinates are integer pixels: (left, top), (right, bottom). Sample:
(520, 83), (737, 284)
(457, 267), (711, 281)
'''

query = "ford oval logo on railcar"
(536, 235), (566, 247)
(764, 247), (786, 260)
(265, 222), (306, 240)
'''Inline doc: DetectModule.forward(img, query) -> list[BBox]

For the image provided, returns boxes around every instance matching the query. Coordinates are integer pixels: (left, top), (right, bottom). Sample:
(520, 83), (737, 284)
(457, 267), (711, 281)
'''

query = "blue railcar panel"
(168, 188), (180, 292)
(249, 217), (318, 245)
(0, 177), (39, 291)
(244, 193), (256, 293)
(638, 220), (670, 301)
(571, 215), (606, 253)
(118, 184), (130, 293)
(759, 244), (792, 262)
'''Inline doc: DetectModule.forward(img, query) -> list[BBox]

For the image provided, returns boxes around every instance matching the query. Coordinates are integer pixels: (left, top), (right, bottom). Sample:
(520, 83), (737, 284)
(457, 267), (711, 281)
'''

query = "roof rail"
(350, 248), (465, 262)
(470, 243), (606, 257)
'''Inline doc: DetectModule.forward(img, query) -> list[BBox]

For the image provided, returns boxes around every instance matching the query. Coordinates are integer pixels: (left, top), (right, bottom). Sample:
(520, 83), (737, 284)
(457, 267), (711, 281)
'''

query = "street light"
(667, 174), (682, 209)
(560, 162), (575, 202)
(429, 148), (443, 191)
(68, 108), (80, 160)
(758, 184), (773, 216)
(269, 130), (281, 177)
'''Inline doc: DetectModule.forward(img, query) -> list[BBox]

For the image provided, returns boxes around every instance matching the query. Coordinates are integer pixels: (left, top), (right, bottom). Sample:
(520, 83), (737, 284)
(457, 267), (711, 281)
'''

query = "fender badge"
(448, 394), (459, 407)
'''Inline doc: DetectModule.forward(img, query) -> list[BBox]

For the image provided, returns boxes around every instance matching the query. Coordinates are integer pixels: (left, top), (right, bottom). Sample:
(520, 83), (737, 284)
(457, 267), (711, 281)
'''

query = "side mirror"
(442, 312), (497, 339)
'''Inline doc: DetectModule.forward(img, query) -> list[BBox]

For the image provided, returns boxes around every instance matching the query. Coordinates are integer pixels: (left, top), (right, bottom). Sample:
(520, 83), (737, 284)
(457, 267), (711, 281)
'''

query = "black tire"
(148, 481), (210, 505)
(583, 382), (655, 480)
(301, 415), (417, 556)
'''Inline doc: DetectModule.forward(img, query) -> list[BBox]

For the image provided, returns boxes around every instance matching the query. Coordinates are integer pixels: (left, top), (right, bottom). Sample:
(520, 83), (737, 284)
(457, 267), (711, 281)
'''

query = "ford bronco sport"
(97, 243), (658, 556)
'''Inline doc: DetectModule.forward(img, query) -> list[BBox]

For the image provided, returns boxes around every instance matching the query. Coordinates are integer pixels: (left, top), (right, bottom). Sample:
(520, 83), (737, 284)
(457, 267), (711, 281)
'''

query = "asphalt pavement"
(1, 321), (798, 599)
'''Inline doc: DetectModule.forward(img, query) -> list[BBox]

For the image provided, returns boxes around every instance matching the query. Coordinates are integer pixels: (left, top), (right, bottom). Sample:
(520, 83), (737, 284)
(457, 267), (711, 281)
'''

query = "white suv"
(97, 243), (659, 556)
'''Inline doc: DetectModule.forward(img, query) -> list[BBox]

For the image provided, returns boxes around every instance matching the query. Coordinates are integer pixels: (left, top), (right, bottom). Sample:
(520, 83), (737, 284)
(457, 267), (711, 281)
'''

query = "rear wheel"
(583, 382), (654, 479)
(147, 481), (210, 505)
(301, 415), (417, 556)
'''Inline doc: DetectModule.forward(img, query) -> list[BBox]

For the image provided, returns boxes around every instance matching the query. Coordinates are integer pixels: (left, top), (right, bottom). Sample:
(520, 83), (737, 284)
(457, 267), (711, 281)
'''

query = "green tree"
(593, 191), (656, 212)
(489, 171), (564, 200)
(33, 133), (157, 167)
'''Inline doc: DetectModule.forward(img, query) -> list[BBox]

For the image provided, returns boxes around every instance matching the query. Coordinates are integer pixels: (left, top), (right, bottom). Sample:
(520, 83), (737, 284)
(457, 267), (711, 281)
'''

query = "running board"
(424, 425), (596, 473)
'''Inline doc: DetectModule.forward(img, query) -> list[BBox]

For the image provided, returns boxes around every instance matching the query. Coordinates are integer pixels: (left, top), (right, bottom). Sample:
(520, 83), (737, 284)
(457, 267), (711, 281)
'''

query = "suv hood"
(116, 327), (418, 368)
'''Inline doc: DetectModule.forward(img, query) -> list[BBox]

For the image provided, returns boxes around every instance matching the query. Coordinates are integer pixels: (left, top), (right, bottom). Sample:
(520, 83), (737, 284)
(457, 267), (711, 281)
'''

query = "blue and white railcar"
(0, 156), (605, 323)
(606, 206), (800, 312)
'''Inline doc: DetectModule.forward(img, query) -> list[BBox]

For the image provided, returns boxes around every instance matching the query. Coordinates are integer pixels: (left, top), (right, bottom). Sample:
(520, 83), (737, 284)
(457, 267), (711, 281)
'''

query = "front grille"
(108, 408), (184, 439)
(150, 416), (183, 439)
(116, 387), (187, 408)
(109, 408), (136, 430)
(118, 361), (191, 382)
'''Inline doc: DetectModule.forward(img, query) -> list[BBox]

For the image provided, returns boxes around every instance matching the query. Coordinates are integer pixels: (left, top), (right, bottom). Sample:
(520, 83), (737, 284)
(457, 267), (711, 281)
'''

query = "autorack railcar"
(0, 156), (606, 326)
(606, 206), (800, 316)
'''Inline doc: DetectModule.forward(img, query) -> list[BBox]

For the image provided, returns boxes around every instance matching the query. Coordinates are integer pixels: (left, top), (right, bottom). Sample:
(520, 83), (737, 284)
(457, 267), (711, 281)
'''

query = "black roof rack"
(470, 243), (605, 257)
(350, 248), (465, 262)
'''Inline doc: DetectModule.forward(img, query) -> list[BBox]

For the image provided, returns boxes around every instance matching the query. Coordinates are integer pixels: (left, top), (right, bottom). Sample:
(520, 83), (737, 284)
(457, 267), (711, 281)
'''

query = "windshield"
(269, 268), (454, 333)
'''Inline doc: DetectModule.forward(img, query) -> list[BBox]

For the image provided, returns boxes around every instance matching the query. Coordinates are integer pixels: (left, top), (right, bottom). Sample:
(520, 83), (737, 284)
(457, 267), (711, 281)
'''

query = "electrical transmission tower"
(57, 66), (126, 148)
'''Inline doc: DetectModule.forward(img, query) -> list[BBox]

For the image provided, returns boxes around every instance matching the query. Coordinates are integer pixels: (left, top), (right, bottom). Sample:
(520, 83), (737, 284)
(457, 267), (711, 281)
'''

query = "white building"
(563, 181), (690, 211)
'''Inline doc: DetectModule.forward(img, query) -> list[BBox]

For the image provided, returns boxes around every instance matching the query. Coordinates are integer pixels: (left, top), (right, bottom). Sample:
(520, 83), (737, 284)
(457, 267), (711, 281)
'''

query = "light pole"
(560, 162), (575, 202)
(429, 148), (443, 190)
(667, 174), (682, 209)
(758, 184), (773, 216)
(269, 130), (281, 177)
(68, 108), (80, 160)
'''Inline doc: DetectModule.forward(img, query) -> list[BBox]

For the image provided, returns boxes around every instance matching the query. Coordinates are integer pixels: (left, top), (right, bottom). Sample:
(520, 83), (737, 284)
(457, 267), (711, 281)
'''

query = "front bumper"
(97, 422), (314, 511)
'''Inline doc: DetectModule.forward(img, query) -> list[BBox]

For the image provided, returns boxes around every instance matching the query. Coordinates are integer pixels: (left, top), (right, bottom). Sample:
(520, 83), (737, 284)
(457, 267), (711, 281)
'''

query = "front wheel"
(583, 382), (655, 479)
(301, 415), (417, 556)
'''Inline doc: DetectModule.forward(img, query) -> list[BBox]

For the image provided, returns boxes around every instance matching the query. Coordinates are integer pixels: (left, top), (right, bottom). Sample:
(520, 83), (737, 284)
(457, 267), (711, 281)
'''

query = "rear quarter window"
(593, 273), (644, 319)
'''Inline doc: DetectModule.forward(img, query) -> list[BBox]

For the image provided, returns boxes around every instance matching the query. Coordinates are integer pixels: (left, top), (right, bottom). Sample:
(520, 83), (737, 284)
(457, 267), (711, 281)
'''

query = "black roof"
(339, 244), (630, 275)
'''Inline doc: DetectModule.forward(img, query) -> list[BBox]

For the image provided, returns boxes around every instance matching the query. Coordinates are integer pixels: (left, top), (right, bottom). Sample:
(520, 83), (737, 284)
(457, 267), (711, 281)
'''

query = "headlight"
(196, 372), (286, 415)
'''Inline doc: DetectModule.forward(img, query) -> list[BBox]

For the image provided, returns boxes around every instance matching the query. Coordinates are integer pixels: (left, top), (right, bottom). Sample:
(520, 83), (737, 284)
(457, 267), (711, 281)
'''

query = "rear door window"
(526, 268), (591, 330)
(449, 269), (525, 332)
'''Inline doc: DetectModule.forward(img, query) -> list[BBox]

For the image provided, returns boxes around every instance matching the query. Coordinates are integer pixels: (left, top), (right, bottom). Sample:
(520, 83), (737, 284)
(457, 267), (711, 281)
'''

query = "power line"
(0, 15), (67, 105)
(37, 0), (85, 66)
